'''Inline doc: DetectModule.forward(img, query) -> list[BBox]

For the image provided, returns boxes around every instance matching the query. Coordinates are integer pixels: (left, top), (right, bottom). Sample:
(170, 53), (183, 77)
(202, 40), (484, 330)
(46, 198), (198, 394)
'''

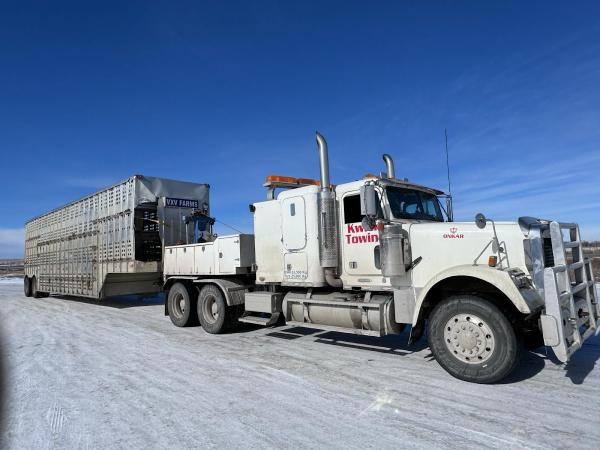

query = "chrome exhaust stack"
(382, 154), (395, 179)
(315, 132), (342, 287)
(316, 132), (331, 191)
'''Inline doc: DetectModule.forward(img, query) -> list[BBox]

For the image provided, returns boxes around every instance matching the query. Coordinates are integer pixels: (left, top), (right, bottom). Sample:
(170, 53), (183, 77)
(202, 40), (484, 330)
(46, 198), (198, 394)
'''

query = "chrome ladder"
(540, 221), (599, 362)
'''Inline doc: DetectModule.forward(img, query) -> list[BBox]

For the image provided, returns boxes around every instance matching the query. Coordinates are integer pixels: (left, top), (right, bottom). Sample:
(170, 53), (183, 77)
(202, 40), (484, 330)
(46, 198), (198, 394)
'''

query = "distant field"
(583, 245), (600, 279)
(585, 256), (600, 280)
(0, 259), (24, 277)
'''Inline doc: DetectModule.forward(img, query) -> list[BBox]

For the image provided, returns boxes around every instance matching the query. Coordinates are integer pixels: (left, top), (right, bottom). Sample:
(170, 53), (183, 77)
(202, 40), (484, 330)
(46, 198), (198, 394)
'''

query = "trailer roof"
(25, 175), (210, 224)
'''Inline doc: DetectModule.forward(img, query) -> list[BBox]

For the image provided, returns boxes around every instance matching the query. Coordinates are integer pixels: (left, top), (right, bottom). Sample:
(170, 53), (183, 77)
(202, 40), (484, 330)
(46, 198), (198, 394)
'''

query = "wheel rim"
(443, 313), (495, 364)
(202, 295), (219, 324)
(172, 292), (185, 318)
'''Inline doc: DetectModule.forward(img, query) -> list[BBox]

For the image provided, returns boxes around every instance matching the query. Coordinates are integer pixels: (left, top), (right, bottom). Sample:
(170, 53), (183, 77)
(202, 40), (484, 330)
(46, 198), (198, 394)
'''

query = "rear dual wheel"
(197, 284), (241, 334)
(167, 283), (199, 327)
(167, 283), (241, 332)
(428, 295), (520, 384)
(30, 277), (49, 298)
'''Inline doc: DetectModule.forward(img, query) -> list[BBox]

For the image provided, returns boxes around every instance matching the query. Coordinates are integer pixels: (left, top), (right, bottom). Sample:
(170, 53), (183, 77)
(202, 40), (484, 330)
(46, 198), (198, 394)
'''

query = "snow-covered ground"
(1, 282), (599, 450)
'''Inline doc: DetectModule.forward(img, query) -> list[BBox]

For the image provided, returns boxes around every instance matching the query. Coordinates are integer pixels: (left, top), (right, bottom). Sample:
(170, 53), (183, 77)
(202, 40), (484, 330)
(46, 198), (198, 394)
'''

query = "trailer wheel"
(167, 283), (198, 327)
(24, 277), (32, 297)
(197, 284), (231, 334)
(31, 277), (49, 298)
(428, 295), (520, 384)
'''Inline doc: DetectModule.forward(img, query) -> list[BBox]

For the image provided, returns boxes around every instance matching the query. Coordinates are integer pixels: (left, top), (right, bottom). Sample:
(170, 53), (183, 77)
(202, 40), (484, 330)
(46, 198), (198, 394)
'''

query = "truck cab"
(336, 178), (447, 289)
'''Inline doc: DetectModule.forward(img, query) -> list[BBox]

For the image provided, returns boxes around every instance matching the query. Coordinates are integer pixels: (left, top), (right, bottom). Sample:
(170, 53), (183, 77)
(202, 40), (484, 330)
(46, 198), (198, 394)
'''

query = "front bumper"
(537, 221), (599, 362)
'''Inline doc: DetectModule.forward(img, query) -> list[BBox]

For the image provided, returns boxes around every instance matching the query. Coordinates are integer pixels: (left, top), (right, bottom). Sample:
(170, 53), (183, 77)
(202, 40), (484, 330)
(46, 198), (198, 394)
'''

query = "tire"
(197, 284), (235, 334)
(428, 295), (521, 384)
(31, 277), (49, 298)
(24, 276), (32, 297)
(167, 283), (198, 327)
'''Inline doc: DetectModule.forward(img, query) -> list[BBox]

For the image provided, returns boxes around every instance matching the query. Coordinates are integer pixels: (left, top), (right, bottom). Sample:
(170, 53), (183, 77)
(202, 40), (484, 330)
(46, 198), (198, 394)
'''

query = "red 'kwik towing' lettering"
(346, 223), (379, 245)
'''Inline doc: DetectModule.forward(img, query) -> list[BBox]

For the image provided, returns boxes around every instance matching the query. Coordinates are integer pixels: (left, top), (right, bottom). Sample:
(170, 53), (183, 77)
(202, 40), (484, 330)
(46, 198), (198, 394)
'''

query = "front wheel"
(428, 295), (520, 384)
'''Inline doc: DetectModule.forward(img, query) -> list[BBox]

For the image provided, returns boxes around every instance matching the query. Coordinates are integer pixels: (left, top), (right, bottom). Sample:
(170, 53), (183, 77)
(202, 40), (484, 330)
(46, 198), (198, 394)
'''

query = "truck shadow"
(266, 326), (599, 384)
(498, 335), (600, 384)
(266, 326), (428, 355)
(562, 340), (600, 384)
(498, 350), (546, 384)
(50, 293), (164, 309)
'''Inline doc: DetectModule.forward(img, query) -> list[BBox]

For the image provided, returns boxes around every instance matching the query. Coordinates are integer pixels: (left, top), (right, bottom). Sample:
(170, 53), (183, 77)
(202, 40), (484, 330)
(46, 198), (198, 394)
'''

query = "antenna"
(445, 128), (452, 196)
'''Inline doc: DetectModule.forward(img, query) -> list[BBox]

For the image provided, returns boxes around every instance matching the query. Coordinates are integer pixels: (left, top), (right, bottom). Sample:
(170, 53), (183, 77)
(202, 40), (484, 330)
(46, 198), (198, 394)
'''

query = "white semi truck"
(163, 133), (599, 383)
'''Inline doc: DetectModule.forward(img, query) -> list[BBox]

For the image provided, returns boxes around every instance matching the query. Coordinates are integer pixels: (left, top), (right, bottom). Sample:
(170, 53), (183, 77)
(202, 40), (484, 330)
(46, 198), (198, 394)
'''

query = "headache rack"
(540, 221), (599, 362)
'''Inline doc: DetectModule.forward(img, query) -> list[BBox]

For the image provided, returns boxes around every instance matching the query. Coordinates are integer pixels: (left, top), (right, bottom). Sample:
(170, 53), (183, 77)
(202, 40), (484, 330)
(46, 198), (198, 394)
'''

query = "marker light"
(296, 178), (320, 186)
(265, 175), (320, 186)
(265, 175), (297, 184)
(488, 255), (498, 267)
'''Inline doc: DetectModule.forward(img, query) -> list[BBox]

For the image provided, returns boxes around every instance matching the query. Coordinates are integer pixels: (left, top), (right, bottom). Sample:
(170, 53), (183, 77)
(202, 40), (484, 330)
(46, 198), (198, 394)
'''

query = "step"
(559, 291), (572, 306)
(563, 241), (580, 249)
(559, 222), (577, 230)
(569, 261), (584, 271)
(571, 281), (593, 295)
(285, 321), (382, 337)
(238, 316), (272, 326)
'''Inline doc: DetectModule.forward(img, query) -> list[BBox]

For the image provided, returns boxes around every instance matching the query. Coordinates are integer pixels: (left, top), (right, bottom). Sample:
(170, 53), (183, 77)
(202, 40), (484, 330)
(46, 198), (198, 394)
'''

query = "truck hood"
(407, 221), (529, 289)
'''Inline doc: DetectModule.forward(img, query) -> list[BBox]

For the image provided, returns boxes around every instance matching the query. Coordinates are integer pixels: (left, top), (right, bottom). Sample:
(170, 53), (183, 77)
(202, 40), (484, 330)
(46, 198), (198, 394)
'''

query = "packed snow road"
(1, 281), (600, 450)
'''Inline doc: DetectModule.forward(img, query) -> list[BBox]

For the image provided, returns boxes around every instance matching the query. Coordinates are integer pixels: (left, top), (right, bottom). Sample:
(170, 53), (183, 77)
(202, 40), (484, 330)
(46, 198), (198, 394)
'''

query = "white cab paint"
(254, 185), (325, 286)
(409, 221), (528, 289)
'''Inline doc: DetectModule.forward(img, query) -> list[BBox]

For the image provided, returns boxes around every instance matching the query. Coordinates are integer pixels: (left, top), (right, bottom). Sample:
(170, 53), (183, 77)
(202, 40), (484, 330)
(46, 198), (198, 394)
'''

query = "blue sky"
(1, 1), (599, 257)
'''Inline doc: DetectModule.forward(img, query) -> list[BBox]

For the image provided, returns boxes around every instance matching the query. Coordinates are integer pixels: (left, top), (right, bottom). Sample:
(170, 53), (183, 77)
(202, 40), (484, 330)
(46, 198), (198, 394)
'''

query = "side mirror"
(360, 184), (377, 217)
(475, 213), (487, 229)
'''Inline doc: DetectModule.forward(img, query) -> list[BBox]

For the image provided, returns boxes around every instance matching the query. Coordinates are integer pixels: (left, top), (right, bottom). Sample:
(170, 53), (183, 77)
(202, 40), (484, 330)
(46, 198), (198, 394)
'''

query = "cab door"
(340, 192), (383, 287)
(281, 196), (309, 282)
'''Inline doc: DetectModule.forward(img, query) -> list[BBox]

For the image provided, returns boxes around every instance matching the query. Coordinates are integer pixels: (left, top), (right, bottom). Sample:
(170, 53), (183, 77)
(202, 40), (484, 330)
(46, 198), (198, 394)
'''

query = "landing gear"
(428, 295), (520, 384)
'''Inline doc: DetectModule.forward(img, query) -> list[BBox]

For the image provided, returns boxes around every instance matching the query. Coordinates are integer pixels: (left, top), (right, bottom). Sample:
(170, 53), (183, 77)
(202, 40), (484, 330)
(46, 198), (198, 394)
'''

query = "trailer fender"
(412, 265), (534, 326)
(192, 278), (248, 306)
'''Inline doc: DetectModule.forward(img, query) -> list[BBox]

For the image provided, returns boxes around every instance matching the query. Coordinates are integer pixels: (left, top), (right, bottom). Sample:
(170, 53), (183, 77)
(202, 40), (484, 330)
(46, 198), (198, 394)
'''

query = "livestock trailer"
(24, 175), (209, 299)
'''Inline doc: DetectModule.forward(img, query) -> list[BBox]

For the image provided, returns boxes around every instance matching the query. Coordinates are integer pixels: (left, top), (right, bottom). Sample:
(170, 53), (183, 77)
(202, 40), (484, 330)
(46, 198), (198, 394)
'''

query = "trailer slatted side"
(25, 175), (209, 299)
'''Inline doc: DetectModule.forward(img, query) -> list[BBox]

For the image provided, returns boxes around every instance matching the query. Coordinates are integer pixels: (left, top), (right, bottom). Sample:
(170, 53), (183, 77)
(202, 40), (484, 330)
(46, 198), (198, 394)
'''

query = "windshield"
(386, 187), (444, 222)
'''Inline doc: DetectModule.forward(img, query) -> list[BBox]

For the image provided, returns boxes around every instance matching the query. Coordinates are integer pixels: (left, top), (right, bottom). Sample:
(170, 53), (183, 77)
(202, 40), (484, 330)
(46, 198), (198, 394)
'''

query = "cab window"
(343, 193), (382, 224)
(386, 187), (444, 222)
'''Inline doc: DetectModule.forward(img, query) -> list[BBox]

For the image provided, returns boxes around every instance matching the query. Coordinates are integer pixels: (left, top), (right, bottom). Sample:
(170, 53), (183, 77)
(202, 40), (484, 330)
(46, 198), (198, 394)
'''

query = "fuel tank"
(283, 291), (403, 335)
